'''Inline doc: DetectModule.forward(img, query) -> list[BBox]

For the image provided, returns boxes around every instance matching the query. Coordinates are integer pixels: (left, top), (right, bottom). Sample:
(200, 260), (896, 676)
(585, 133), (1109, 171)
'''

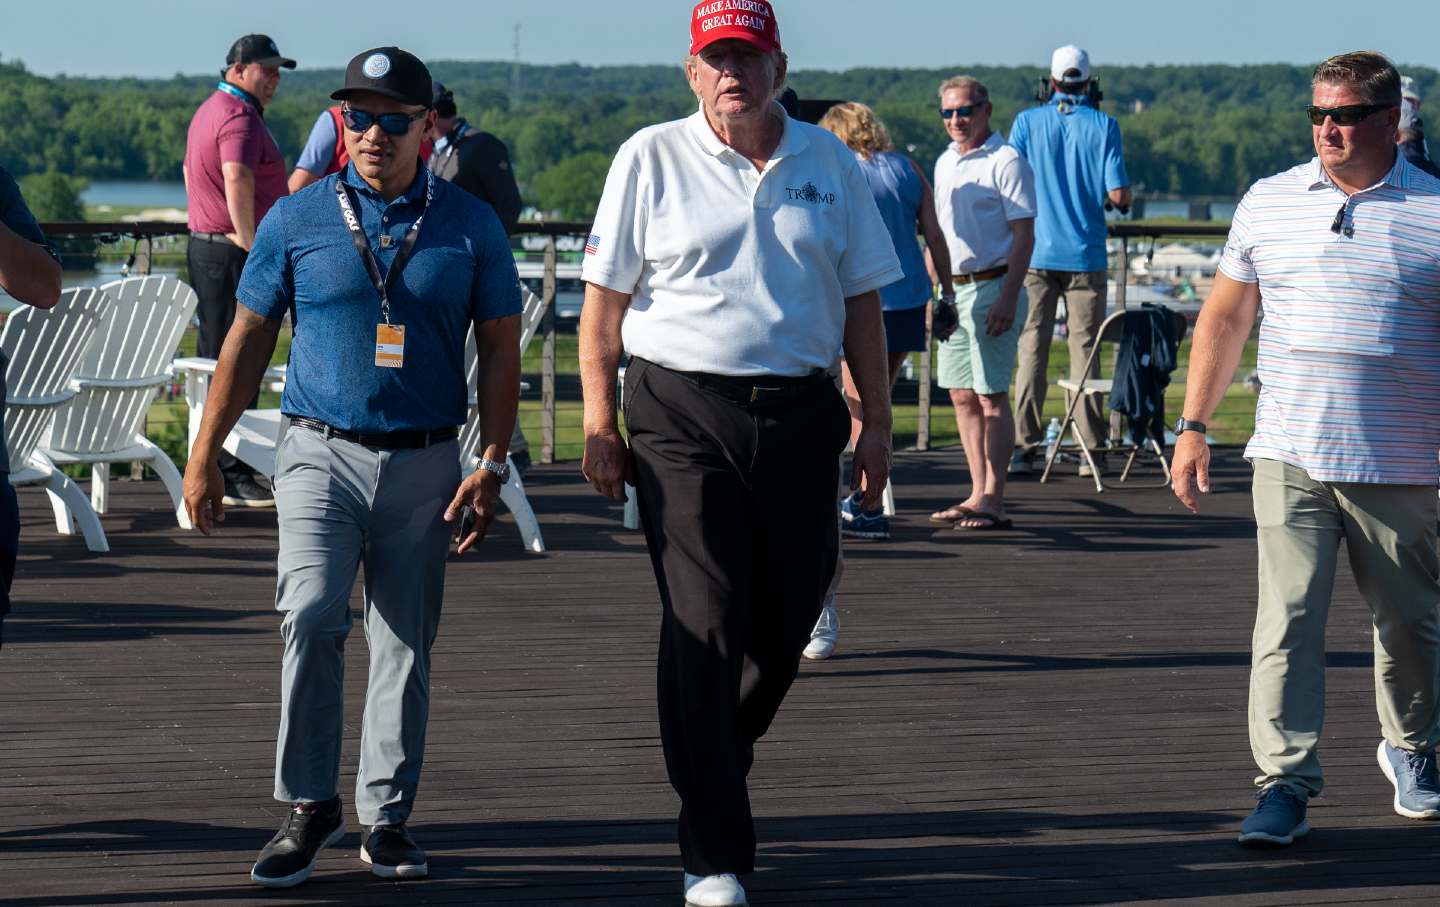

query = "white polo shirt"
(1221, 154), (1440, 484)
(582, 105), (903, 376)
(933, 132), (1036, 274)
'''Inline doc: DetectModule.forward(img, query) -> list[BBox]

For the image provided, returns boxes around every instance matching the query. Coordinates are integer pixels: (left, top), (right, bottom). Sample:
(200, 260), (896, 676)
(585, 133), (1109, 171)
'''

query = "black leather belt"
(290, 416), (458, 450)
(190, 231), (237, 246)
(652, 360), (831, 408)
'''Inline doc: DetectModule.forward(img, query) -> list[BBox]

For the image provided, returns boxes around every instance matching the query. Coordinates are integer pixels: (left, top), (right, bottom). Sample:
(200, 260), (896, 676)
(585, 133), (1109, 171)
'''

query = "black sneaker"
(361, 823), (429, 879)
(251, 796), (344, 888)
(223, 475), (275, 508)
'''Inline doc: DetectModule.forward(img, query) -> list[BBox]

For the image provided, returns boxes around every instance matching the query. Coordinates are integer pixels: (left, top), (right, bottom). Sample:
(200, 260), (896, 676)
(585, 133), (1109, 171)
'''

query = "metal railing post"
(540, 235), (557, 464)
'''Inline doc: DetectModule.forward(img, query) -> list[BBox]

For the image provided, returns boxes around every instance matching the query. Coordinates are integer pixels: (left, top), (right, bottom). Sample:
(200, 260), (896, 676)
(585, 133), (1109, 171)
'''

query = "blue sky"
(5, 0), (1438, 77)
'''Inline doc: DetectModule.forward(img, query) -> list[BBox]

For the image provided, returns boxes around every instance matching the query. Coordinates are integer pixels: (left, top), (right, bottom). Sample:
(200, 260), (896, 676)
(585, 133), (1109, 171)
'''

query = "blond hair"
(937, 75), (989, 104)
(818, 101), (893, 158)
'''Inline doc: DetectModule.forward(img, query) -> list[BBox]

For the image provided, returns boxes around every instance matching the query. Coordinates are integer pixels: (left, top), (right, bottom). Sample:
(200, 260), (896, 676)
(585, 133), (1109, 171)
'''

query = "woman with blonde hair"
(818, 101), (952, 541)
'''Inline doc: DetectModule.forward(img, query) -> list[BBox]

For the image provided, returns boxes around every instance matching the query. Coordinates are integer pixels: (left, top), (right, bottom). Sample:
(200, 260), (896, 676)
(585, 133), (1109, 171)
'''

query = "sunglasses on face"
(340, 106), (426, 136)
(1305, 103), (1393, 127)
(940, 105), (981, 119)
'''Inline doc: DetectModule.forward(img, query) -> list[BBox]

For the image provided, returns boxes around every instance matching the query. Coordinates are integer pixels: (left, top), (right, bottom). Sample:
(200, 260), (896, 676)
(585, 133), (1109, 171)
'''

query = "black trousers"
(624, 358), (850, 876)
(187, 235), (256, 480)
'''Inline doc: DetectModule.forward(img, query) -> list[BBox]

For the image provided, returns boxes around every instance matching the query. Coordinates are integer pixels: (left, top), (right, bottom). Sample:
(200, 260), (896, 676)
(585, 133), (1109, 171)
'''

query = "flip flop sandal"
(929, 505), (974, 525)
(954, 512), (1013, 532)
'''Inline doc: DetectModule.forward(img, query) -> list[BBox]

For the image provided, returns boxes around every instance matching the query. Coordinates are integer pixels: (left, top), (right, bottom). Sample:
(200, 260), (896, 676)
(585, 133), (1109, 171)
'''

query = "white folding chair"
(3, 287), (111, 552)
(42, 276), (199, 530)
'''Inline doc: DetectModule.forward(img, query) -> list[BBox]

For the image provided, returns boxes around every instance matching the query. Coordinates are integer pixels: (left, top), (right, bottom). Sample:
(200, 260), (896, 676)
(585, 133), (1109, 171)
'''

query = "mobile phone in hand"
(457, 504), (477, 541)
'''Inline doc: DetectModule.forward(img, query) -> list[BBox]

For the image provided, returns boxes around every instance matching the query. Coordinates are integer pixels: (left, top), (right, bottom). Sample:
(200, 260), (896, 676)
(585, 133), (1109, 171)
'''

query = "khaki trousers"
(1249, 458), (1440, 798)
(1013, 269), (1108, 450)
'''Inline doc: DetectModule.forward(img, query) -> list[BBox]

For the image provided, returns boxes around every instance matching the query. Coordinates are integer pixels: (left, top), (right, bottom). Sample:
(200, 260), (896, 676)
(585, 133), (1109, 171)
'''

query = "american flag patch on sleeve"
(584, 234), (601, 255)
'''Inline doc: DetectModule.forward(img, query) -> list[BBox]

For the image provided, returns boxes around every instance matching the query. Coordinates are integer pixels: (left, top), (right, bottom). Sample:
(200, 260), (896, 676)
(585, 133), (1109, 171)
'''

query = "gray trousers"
(1249, 458), (1440, 797)
(1013, 269), (1108, 450)
(271, 426), (461, 826)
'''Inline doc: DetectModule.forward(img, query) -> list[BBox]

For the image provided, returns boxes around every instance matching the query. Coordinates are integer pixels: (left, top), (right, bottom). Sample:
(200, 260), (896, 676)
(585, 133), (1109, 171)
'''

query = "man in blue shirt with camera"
(1008, 45), (1131, 476)
(182, 46), (521, 889)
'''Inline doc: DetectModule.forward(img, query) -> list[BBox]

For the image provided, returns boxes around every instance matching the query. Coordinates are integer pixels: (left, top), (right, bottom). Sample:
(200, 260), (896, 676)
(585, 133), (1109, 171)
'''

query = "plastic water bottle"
(1044, 418), (1062, 459)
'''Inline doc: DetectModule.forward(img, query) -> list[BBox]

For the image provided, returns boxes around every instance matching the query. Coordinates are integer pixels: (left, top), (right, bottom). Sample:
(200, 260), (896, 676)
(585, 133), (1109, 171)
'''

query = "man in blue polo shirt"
(181, 47), (521, 888)
(1008, 45), (1131, 475)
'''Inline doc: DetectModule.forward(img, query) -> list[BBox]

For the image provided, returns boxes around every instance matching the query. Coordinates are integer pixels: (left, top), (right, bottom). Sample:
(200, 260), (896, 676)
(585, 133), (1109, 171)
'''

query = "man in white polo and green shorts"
(931, 75), (1035, 531)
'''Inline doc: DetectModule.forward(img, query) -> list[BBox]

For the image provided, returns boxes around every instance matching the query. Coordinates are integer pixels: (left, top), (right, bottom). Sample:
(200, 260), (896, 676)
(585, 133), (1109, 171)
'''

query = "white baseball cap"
(1401, 75), (1421, 103)
(1051, 45), (1091, 83)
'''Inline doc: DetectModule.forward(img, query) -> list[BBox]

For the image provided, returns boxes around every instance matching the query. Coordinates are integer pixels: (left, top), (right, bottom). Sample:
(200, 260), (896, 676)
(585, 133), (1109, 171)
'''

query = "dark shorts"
(883, 305), (927, 354)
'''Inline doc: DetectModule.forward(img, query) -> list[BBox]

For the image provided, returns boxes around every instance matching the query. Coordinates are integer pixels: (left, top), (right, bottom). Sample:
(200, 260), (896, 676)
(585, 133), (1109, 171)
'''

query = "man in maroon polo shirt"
(183, 33), (293, 506)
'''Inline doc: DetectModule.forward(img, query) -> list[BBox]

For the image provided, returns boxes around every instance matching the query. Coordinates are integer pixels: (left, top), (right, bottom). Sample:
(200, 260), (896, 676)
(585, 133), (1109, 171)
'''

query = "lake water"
(82, 180), (188, 209)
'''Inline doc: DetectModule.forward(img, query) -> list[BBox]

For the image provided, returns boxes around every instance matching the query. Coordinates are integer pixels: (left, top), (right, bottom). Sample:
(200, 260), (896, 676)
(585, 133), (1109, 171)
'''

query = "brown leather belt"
(953, 265), (1009, 286)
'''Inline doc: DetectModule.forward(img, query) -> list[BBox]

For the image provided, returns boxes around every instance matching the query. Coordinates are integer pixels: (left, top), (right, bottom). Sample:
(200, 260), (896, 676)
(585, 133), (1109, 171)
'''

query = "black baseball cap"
(432, 81), (457, 117)
(331, 47), (432, 108)
(225, 34), (296, 69)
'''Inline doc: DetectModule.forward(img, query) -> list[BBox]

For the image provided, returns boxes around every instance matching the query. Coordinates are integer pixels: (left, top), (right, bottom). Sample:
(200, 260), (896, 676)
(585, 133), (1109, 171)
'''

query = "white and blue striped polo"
(1220, 154), (1440, 485)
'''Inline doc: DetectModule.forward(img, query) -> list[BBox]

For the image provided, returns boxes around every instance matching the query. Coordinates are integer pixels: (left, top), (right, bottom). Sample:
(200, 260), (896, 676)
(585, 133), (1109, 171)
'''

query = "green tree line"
(1, 56), (1434, 219)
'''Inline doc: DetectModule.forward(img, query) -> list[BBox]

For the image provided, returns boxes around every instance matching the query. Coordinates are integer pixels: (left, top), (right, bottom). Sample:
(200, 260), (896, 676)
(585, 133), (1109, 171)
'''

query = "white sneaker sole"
(360, 844), (429, 879)
(803, 639), (836, 660)
(222, 495), (276, 508)
(250, 823), (345, 887)
(1237, 819), (1310, 847)
(1377, 740), (1440, 819)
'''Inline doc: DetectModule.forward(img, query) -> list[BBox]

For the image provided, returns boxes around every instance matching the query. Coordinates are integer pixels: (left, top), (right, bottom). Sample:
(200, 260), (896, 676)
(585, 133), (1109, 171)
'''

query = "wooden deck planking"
(2, 450), (1439, 904)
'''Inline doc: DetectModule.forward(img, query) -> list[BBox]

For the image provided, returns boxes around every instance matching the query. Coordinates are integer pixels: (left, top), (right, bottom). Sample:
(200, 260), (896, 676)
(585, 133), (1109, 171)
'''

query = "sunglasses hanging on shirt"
(1330, 200), (1354, 238)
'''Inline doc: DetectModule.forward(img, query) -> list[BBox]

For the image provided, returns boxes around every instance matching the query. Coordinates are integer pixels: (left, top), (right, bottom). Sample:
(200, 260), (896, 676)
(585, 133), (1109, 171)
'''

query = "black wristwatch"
(1174, 417), (1207, 437)
(477, 457), (512, 483)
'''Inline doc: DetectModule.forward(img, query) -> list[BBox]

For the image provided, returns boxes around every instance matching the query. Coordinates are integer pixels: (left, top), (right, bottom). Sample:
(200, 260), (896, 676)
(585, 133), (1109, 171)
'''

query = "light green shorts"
(936, 276), (1027, 394)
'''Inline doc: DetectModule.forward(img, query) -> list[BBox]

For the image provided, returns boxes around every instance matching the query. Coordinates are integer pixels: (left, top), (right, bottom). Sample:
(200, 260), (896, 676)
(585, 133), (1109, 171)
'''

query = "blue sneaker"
(1377, 740), (1440, 819)
(1238, 785), (1310, 847)
(840, 493), (889, 540)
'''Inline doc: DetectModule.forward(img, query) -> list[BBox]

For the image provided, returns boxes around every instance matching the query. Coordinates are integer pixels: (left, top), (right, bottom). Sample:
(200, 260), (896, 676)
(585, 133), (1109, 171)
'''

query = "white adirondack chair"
(2, 287), (112, 552)
(42, 276), (199, 531)
(458, 285), (548, 553)
(177, 284), (550, 552)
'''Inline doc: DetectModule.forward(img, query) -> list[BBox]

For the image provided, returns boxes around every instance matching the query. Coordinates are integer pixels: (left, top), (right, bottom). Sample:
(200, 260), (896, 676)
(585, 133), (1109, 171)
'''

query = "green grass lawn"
(143, 328), (1258, 468)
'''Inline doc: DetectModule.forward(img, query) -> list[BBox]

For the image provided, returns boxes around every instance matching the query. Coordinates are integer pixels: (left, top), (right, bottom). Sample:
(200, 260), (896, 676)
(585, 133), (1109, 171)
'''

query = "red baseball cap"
(690, 0), (781, 55)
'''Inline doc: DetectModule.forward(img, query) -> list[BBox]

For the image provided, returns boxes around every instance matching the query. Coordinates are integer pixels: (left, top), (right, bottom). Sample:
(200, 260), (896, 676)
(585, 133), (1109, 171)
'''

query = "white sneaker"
(684, 872), (748, 906)
(804, 600), (839, 660)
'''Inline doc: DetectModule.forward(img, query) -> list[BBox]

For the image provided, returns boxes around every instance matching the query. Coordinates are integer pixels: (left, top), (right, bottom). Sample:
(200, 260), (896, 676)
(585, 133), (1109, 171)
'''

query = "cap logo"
(362, 53), (391, 79)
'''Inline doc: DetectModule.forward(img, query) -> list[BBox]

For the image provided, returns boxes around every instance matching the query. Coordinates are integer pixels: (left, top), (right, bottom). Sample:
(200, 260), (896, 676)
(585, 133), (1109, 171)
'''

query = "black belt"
(649, 359), (831, 408)
(190, 231), (238, 246)
(290, 416), (458, 450)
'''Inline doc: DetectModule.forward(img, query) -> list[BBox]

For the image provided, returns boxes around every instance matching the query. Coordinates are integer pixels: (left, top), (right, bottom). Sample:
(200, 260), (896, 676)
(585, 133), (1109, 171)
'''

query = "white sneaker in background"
(804, 599), (839, 660)
(684, 872), (748, 906)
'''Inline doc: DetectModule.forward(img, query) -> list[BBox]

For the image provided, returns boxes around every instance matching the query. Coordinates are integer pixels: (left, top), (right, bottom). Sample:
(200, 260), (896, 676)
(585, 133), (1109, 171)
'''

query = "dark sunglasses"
(340, 105), (426, 136)
(940, 105), (982, 119)
(1305, 103), (1393, 127)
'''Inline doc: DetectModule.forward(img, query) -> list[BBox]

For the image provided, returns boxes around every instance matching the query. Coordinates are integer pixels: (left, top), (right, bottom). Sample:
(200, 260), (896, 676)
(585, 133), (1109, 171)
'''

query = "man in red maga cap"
(579, 3), (901, 905)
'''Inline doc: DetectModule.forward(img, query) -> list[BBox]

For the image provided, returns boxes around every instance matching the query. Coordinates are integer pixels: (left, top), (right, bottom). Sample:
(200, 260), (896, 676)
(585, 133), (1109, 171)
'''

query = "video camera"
(1034, 77), (1104, 109)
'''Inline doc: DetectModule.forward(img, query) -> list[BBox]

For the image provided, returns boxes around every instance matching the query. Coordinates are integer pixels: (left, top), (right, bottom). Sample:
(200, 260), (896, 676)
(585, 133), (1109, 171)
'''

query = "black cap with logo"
(331, 47), (433, 108)
(225, 34), (296, 70)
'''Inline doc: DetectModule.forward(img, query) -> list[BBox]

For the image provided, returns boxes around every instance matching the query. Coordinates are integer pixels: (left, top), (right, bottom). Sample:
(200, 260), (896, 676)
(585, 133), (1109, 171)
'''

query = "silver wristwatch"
(477, 457), (511, 483)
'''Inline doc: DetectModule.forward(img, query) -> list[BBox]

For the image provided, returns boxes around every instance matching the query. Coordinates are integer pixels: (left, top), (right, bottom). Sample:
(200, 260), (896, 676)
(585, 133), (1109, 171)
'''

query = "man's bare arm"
(579, 282), (633, 500)
(221, 161), (258, 250)
(0, 221), (60, 310)
(1171, 273), (1261, 513)
(182, 307), (281, 532)
(287, 168), (321, 194)
(842, 289), (892, 509)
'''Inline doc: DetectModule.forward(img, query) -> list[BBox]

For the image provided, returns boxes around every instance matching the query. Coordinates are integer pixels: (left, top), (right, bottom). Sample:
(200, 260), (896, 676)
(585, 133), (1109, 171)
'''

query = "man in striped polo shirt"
(1172, 51), (1440, 847)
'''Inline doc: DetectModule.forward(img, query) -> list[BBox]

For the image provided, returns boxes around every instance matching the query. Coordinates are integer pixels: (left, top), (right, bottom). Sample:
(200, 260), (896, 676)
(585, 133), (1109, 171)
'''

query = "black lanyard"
(334, 170), (434, 324)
